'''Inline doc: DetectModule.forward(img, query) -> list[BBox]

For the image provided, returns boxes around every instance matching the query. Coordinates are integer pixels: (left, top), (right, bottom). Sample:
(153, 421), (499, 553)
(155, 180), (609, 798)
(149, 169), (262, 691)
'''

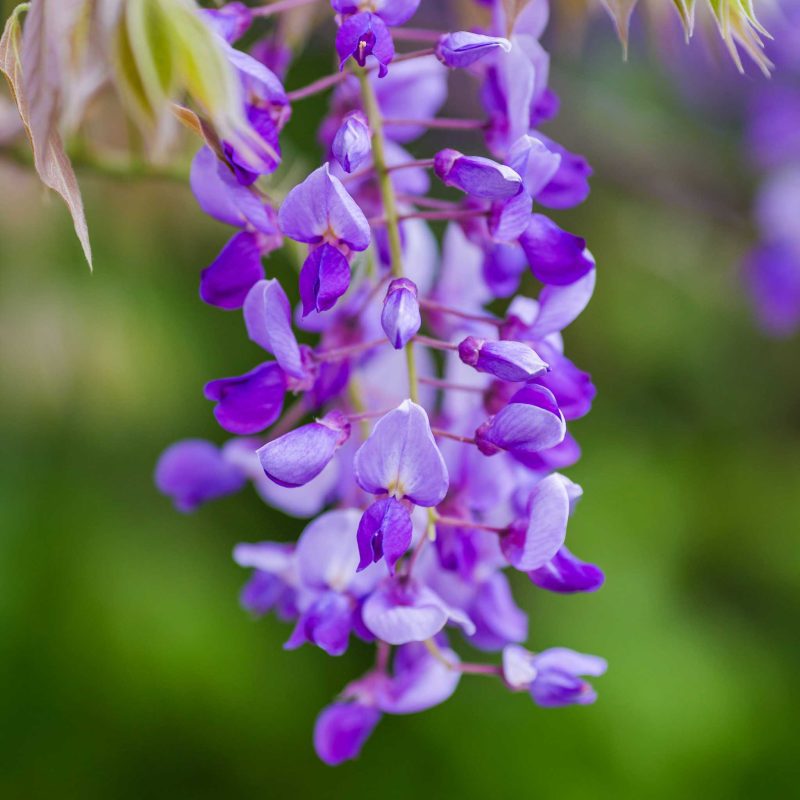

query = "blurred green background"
(1, 14), (799, 800)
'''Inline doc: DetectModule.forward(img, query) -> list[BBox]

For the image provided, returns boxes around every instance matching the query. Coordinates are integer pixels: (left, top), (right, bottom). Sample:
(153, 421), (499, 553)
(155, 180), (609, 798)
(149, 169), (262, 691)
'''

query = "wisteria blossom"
(147, 0), (610, 765)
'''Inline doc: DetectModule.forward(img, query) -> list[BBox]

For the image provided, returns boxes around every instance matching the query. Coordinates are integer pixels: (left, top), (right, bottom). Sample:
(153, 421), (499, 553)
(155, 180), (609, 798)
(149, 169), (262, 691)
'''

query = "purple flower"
(743, 242), (800, 337)
(354, 400), (449, 506)
(434, 149), (523, 200)
(506, 134), (562, 198)
(519, 214), (596, 286)
(204, 362), (286, 434)
(528, 546), (605, 594)
(533, 135), (593, 209)
(314, 702), (381, 766)
(201, 3), (253, 43)
(200, 231), (265, 310)
(501, 474), (572, 571)
(336, 12), (395, 78)
(278, 163), (370, 251)
(362, 580), (475, 644)
(436, 31), (512, 69)
(258, 411), (351, 488)
(468, 572), (529, 651)
(356, 496), (414, 574)
(155, 440), (246, 512)
(332, 111), (372, 173)
(458, 336), (548, 382)
(476, 384), (566, 457)
(503, 646), (607, 707)
(299, 244), (353, 316)
(381, 278), (421, 348)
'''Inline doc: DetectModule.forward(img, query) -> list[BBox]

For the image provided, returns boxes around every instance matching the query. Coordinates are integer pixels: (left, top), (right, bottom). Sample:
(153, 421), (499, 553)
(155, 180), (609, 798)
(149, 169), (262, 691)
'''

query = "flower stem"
(383, 117), (486, 131)
(286, 71), (349, 102)
(253, 0), (318, 18)
(358, 68), (420, 405)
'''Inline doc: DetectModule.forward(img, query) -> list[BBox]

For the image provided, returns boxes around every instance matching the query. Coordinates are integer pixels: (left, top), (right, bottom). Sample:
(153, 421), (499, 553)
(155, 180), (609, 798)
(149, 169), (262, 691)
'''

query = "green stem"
(357, 68), (420, 405)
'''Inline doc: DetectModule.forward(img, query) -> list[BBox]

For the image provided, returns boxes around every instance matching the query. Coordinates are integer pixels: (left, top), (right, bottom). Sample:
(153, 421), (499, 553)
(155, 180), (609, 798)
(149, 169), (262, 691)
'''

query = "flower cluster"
(741, 0), (800, 337)
(156, 0), (606, 765)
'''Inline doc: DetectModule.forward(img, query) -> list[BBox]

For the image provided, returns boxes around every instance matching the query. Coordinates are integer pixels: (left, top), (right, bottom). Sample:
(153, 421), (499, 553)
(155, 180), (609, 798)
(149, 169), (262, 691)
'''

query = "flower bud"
(381, 278), (421, 349)
(332, 111), (372, 173)
(436, 31), (512, 69)
(458, 336), (549, 382)
(434, 149), (522, 200)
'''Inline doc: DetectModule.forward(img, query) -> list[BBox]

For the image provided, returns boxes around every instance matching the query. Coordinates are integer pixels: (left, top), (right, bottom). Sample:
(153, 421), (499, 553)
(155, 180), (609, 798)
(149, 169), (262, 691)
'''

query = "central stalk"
(357, 69), (420, 404)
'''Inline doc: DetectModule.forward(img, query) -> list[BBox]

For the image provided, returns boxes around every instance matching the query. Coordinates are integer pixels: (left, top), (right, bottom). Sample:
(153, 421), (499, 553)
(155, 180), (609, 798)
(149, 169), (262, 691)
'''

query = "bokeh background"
(1, 6), (798, 798)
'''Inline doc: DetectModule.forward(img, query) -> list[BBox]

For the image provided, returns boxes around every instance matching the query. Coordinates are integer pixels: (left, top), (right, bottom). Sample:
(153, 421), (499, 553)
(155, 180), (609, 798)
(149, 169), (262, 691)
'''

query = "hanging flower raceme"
(154, 0), (607, 766)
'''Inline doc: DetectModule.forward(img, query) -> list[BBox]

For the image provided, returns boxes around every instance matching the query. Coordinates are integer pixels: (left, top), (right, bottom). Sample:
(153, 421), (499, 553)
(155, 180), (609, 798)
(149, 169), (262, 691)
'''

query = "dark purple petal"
(501, 474), (570, 571)
(332, 111), (372, 173)
(336, 12), (395, 78)
(299, 244), (352, 316)
(743, 242), (800, 337)
(278, 163), (370, 250)
(528, 546), (605, 594)
(381, 278), (421, 349)
(257, 411), (351, 488)
(513, 430), (582, 472)
(313, 702), (381, 766)
(436, 31), (511, 69)
(285, 591), (353, 656)
(534, 353), (596, 421)
(483, 243), (528, 297)
(204, 362), (286, 435)
(243, 279), (306, 379)
(224, 105), (281, 183)
(434, 149), (522, 200)
(354, 400), (449, 507)
(356, 497), (413, 574)
(200, 231), (265, 310)
(519, 214), (595, 286)
(534, 136), (593, 209)
(155, 439), (246, 512)
(458, 336), (548, 382)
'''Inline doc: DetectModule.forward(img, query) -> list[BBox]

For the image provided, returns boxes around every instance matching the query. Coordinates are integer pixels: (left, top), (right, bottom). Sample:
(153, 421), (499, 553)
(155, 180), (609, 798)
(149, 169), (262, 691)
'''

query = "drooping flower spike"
(155, 0), (607, 766)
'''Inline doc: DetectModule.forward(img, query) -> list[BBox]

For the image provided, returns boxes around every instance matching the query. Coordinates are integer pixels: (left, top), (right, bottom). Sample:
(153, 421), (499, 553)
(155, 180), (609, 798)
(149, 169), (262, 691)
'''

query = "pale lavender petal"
(362, 582), (475, 645)
(436, 31), (511, 69)
(233, 541), (294, 573)
(353, 400), (449, 506)
(458, 337), (548, 382)
(434, 149), (522, 200)
(529, 268), (596, 338)
(371, 0), (421, 25)
(295, 509), (380, 595)
(201, 2), (253, 43)
(204, 363), (286, 434)
(502, 644), (537, 688)
(507, 135), (562, 197)
(468, 572), (528, 650)
(488, 190), (533, 242)
(243, 279), (305, 378)
(377, 641), (461, 714)
(278, 163), (370, 250)
(155, 439), (246, 512)
(530, 647), (607, 707)
(501, 473), (570, 570)
(258, 411), (351, 488)
(314, 702), (381, 766)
